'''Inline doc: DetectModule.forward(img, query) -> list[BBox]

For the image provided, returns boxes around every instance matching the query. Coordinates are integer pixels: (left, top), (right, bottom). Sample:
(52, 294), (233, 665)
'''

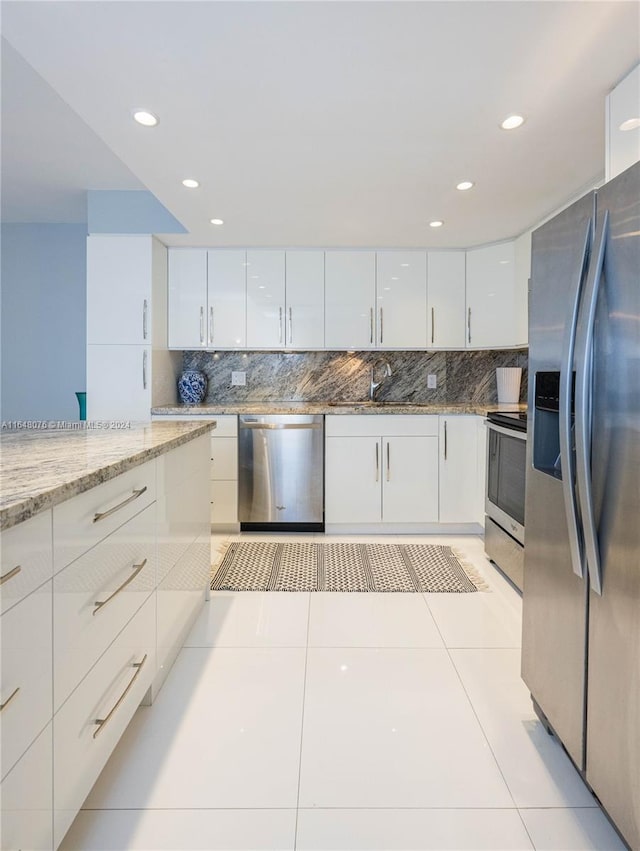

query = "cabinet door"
(427, 252), (466, 348)
(0, 723), (52, 851)
(324, 251), (376, 349)
(246, 251), (286, 348)
(325, 437), (381, 523)
(87, 236), (152, 345)
(376, 251), (427, 348)
(382, 436), (438, 523)
(285, 251), (325, 348)
(207, 250), (247, 348)
(168, 249), (207, 348)
(439, 416), (479, 523)
(86, 344), (151, 421)
(606, 63), (640, 181)
(465, 242), (517, 348)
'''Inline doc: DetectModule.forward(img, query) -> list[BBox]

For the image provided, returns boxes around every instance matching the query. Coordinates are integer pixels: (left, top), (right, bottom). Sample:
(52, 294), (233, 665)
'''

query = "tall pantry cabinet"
(86, 235), (178, 421)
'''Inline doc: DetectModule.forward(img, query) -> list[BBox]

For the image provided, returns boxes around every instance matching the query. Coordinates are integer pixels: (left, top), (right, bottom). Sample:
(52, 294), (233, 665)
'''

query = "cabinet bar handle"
(431, 307), (435, 345)
(200, 306), (205, 344)
(0, 565), (21, 586)
(279, 306), (283, 344)
(93, 559), (147, 615)
(93, 654), (148, 738)
(444, 420), (448, 460)
(467, 307), (471, 344)
(386, 441), (390, 481)
(209, 307), (214, 343)
(142, 299), (148, 340)
(142, 349), (148, 390)
(93, 487), (148, 523)
(370, 308), (374, 344)
(0, 686), (20, 712)
(288, 307), (293, 344)
(375, 442), (379, 482)
(380, 307), (384, 345)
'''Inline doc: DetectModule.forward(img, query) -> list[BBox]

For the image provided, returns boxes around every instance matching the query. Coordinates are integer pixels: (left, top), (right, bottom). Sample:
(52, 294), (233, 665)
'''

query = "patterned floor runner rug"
(211, 542), (488, 593)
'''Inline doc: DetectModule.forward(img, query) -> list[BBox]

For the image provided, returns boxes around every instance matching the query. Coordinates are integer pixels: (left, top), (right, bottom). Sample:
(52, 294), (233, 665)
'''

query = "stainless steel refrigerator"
(522, 160), (639, 849)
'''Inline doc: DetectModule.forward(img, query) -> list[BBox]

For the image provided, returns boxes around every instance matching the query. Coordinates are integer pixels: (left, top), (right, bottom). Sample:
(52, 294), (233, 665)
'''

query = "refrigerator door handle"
(559, 218), (592, 579)
(575, 210), (609, 596)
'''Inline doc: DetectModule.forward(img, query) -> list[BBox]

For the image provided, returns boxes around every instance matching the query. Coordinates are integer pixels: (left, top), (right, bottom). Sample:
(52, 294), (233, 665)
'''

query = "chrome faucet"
(369, 359), (393, 401)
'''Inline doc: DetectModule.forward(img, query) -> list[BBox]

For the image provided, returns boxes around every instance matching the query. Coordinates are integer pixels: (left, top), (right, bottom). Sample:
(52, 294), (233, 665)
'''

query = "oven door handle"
(484, 421), (527, 441)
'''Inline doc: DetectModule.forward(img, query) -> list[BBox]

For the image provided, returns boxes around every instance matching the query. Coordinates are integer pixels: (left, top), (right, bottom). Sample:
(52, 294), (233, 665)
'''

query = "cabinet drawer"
(211, 480), (238, 525)
(0, 581), (52, 779)
(0, 722), (53, 851)
(211, 436), (238, 480)
(53, 460), (156, 571)
(157, 534), (209, 676)
(325, 414), (439, 437)
(53, 594), (155, 848)
(0, 511), (52, 615)
(53, 503), (156, 712)
(210, 415), (238, 438)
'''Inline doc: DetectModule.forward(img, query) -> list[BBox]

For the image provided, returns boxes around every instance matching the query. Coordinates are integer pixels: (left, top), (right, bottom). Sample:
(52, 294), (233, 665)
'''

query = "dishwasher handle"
(239, 421), (323, 430)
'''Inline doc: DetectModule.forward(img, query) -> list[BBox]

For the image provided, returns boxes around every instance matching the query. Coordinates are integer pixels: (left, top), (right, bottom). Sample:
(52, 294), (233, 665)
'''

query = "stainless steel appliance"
(238, 414), (324, 531)
(523, 162), (639, 849)
(485, 411), (527, 591)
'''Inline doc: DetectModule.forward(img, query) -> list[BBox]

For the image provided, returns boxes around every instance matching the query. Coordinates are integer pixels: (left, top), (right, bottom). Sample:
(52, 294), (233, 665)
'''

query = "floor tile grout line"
(293, 590), (312, 850)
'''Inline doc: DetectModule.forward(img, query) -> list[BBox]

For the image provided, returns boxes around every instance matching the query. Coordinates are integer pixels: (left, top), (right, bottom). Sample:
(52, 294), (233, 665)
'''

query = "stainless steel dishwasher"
(238, 414), (324, 531)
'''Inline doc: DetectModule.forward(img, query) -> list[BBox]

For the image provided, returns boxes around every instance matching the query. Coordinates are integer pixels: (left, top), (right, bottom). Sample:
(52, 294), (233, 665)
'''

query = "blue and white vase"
(178, 369), (207, 405)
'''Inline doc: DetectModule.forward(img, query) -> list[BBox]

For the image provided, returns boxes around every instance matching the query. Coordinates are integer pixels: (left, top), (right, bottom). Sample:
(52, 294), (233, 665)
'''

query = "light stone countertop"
(0, 420), (215, 531)
(152, 402), (525, 416)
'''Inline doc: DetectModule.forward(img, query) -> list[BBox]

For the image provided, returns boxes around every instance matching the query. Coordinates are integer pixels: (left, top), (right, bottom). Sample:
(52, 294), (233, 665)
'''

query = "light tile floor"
(61, 534), (627, 851)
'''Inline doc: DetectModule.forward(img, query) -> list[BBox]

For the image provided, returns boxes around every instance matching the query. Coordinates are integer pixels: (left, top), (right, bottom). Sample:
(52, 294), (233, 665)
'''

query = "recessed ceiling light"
(429, 220), (444, 228)
(456, 181), (474, 191)
(182, 178), (199, 189)
(501, 114), (525, 130)
(619, 118), (640, 132)
(133, 110), (159, 127)
(210, 218), (224, 226)
(400, 263), (410, 267)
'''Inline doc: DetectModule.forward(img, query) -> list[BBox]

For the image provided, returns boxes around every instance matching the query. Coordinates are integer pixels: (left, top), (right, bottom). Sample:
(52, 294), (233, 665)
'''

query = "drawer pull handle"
(0, 686), (20, 712)
(93, 487), (147, 523)
(93, 654), (148, 739)
(93, 559), (147, 615)
(0, 565), (21, 586)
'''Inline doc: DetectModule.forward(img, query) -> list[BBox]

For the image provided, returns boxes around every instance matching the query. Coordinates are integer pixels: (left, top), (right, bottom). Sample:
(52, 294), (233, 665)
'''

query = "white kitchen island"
(0, 421), (214, 851)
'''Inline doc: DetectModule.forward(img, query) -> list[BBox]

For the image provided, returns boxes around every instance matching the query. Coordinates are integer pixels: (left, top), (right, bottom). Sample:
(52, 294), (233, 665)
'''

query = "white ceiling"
(1, 1), (639, 248)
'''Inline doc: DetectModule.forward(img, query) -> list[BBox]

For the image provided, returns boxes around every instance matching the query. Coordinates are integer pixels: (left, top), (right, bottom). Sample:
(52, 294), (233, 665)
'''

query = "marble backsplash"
(183, 349), (528, 405)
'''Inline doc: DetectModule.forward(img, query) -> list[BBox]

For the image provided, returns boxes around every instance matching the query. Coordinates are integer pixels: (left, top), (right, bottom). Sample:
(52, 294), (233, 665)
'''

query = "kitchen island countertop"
(0, 420), (215, 531)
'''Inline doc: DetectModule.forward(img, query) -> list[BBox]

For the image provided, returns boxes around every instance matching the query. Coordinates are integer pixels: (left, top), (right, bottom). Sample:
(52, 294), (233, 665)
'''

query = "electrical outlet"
(427, 374), (437, 389)
(231, 371), (246, 386)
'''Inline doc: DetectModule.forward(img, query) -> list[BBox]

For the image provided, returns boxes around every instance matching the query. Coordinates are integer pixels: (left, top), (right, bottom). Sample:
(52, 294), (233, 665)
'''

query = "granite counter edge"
(0, 421), (214, 532)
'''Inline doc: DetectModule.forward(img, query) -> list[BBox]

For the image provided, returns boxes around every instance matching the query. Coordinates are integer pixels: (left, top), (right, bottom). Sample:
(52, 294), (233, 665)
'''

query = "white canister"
(496, 367), (522, 407)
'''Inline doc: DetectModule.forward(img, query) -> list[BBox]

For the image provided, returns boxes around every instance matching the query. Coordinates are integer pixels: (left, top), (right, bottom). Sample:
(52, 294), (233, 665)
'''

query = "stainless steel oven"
(485, 411), (527, 590)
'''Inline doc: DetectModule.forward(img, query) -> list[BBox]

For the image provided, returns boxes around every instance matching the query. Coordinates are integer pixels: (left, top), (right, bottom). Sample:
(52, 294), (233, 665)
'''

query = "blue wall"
(1, 223), (87, 421)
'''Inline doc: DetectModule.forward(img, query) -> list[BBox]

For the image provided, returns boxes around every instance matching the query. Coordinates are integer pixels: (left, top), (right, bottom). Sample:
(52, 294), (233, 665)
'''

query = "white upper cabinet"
(427, 252), (466, 348)
(207, 250), (247, 348)
(285, 251), (325, 348)
(168, 249), (207, 348)
(376, 251), (427, 348)
(246, 251), (286, 348)
(325, 251), (376, 349)
(465, 241), (518, 348)
(87, 236), (153, 345)
(606, 63), (640, 181)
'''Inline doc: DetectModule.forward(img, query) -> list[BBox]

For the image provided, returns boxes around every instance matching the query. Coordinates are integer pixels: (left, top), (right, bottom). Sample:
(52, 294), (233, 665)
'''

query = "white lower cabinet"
(325, 416), (439, 525)
(210, 416), (239, 527)
(438, 416), (480, 524)
(0, 722), (53, 851)
(53, 594), (156, 847)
